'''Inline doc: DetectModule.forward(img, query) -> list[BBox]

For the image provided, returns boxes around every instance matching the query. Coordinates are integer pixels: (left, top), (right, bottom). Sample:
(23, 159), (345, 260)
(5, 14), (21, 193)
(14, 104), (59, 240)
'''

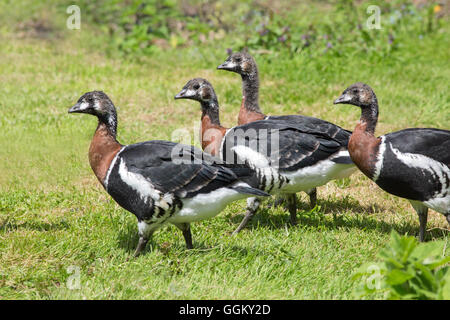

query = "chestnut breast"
(237, 96), (266, 125)
(201, 115), (227, 157)
(348, 121), (381, 180)
(88, 123), (123, 186)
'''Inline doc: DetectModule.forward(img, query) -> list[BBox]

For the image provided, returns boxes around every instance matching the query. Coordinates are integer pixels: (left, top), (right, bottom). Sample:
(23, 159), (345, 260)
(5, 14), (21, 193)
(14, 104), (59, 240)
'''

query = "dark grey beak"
(217, 60), (233, 71)
(174, 89), (189, 100)
(68, 102), (82, 113)
(333, 93), (352, 105)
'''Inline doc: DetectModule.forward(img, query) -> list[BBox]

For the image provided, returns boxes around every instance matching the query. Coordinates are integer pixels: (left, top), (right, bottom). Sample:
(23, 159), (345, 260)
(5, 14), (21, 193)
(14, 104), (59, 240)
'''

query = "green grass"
(0, 1), (449, 299)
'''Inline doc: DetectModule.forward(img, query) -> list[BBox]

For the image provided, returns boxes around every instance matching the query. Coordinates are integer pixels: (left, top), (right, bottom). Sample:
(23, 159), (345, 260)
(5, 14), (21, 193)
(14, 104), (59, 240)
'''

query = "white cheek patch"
(94, 100), (101, 110)
(79, 101), (90, 111)
(341, 93), (352, 102)
(185, 89), (196, 97)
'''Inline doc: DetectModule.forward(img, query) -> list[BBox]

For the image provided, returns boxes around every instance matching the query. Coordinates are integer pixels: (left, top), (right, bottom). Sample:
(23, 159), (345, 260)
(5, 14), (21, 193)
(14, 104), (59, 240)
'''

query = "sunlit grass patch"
(0, 1), (448, 299)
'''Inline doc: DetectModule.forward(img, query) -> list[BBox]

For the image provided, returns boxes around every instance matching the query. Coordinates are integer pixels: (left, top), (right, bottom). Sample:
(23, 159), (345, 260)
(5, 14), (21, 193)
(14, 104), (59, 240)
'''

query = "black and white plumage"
(220, 119), (356, 213)
(335, 82), (450, 241)
(221, 119), (354, 177)
(69, 91), (268, 256)
(217, 52), (357, 218)
(106, 141), (268, 219)
(216, 52), (354, 146)
(175, 78), (356, 233)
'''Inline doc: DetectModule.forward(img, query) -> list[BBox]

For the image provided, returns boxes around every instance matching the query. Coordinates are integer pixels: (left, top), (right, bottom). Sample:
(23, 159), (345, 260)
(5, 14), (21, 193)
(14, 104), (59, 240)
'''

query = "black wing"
(118, 140), (265, 198)
(385, 128), (450, 166)
(222, 120), (350, 172)
(374, 128), (450, 202)
(267, 115), (352, 147)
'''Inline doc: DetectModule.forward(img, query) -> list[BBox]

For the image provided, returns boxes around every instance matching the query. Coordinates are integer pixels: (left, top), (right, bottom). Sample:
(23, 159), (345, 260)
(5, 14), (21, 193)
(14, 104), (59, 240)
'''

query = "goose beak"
(174, 89), (195, 100)
(174, 89), (185, 99)
(217, 60), (234, 71)
(333, 93), (351, 105)
(68, 102), (82, 113)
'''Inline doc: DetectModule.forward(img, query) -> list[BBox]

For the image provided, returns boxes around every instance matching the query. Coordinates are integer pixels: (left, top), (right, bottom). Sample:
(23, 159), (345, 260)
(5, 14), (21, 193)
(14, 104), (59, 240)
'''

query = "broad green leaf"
(389, 283), (414, 299)
(410, 240), (445, 262)
(378, 254), (404, 269)
(386, 269), (414, 285)
(427, 256), (450, 270)
(382, 231), (417, 264)
(415, 263), (437, 287)
(409, 281), (437, 300)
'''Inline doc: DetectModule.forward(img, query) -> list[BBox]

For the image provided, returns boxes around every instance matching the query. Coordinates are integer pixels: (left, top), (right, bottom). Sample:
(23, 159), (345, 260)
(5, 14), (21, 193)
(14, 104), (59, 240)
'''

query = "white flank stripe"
(219, 128), (232, 160)
(373, 136), (386, 181)
(104, 146), (126, 188)
(118, 158), (161, 203)
(389, 142), (450, 198)
(170, 186), (246, 223)
(332, 149), (351, 160)
(231, 145), (270, 168)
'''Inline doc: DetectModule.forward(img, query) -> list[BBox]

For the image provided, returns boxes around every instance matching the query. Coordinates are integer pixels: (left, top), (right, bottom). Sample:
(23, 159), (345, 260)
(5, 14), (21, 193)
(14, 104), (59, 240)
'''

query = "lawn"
(0, 1), (448, 299)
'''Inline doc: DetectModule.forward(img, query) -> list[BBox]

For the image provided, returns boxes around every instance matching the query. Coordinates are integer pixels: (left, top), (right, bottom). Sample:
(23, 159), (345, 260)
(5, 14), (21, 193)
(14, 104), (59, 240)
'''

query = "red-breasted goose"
(217, 51), (357, 211)
(68, 91), (269, 256)
(175, 79), (356, 234)
(334, 82), (450, 241)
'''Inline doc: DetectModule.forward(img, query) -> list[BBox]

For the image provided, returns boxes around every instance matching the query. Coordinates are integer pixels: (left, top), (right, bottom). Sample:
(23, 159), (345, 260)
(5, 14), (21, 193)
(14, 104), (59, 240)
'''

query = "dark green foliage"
(71, 0), (445, 58)
(353, 231), (450, 299)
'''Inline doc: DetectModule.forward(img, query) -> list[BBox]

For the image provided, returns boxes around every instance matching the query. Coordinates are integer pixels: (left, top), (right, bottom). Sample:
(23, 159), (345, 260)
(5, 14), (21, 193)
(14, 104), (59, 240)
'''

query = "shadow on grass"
(301, 196), (386, 215)
(269, 195), (385, 215)
(113, 195), (449, 257)
(230, 197), (449, 241)
(115, 223), (255, 258)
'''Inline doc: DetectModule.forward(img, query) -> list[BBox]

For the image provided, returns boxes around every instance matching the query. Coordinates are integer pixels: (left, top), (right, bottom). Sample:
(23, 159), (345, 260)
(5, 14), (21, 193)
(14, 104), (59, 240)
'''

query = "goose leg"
(410, 201), (428, 242)
(267, 196), (285, 209)
(287, 194), (298, 225)
(307, 188), (317, 209)
(134, 220), (155, 257)
(174, 222), (193, 249)
(134, 237), (149, 257)
(232, 197), (261, 235)
(418, 209), (428, 242)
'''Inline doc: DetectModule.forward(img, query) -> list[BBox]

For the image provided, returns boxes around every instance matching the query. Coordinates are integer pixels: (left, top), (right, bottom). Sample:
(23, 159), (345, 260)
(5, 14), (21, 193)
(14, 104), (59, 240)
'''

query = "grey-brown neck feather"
(98, 107), (118, 138)
(360, 94), (379, 135)
(241, 66), (264, 114)
(201, 99), (221, 126)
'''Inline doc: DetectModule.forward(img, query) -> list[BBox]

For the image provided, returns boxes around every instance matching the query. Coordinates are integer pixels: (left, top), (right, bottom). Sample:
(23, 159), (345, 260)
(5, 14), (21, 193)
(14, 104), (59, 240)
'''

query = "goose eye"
(352, 89), (359, 94)
(193, 84), (200, 90)
(235, 57), (242, 63)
